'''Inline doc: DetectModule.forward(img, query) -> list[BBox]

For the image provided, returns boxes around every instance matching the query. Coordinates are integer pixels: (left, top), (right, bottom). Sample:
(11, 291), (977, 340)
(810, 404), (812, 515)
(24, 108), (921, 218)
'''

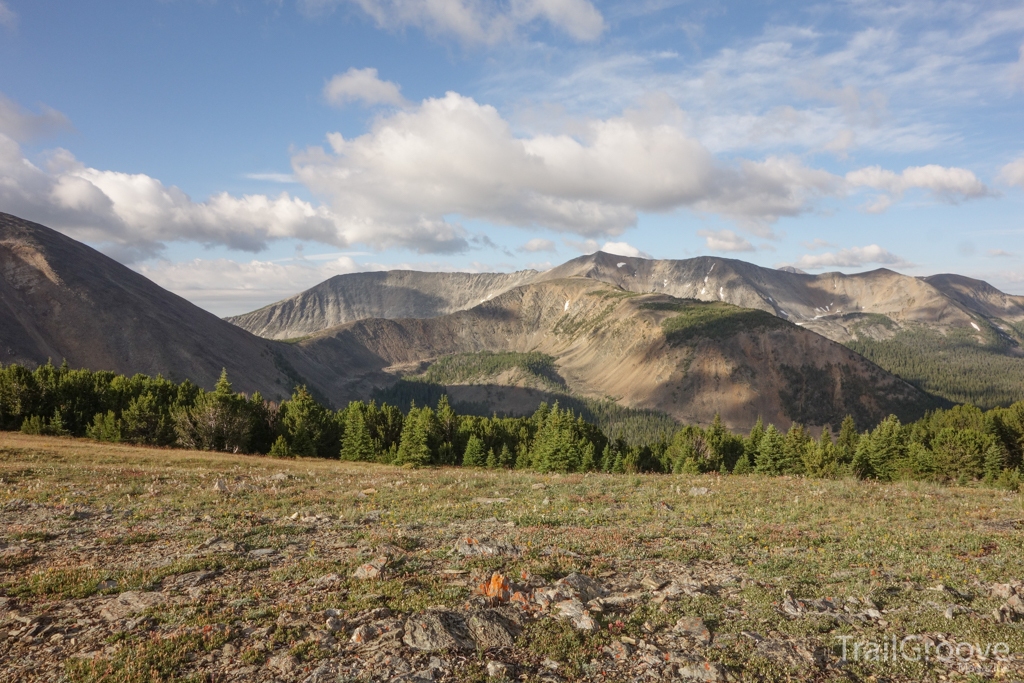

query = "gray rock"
(486, 661), (512, 678)
(212, 479), (229, 493)
(991, 583), (1017, 600)
(606, 640), (632, 661)
(353, 556), (388, 580)
(555, 572), (607, 603)
(453, 536), (519, 557)
(99, 591), (166, 621)
(688, 487), (711, 496)
(674, 616), (711, 645)
(678, 661), (725, 681)
(467, 610), (519, 649)
(326, 616), (344, 633)
(268, 653), (298, 676)
(403, 611), (475, 652)
(553, 599), (597, 631)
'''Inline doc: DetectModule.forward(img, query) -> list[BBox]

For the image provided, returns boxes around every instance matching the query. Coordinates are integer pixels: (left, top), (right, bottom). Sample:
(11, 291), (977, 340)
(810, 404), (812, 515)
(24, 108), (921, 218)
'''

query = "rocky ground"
(1, 433), (1023, 682)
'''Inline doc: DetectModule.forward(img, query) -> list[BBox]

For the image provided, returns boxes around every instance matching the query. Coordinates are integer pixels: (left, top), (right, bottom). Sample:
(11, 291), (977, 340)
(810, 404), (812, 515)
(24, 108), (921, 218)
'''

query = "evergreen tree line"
(1, 361), (1021, 488)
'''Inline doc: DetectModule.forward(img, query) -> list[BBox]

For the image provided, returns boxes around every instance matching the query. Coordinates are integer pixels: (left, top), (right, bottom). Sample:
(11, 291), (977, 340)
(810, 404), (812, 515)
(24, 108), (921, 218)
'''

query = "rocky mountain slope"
(226, 270), (538, 340)
(0, 213), (326, 403)
(294, 278), (938, 429)
(232, 250), (1024, 407)
(230, 250), (1024, 344)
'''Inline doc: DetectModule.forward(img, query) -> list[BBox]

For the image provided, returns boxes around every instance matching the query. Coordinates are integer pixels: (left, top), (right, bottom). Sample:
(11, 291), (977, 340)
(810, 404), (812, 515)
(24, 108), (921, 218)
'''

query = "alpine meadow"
(3, 1), (1024, 682)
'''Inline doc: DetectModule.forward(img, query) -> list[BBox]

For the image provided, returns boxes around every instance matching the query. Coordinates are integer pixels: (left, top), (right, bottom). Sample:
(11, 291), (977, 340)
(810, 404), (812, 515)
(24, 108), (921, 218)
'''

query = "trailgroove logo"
(836, 635), (1010, 663)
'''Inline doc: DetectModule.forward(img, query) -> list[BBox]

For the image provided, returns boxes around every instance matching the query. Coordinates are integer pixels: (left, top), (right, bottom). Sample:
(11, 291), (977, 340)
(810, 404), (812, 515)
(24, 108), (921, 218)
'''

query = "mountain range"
(3, 211), (1023, 432)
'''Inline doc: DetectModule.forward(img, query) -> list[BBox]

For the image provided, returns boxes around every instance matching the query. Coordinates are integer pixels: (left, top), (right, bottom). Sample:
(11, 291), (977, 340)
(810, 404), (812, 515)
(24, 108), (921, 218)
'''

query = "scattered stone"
(678, 660), (725, 681)
(688, 487), (711, 496)
(991, 583), (1017, 600)
(248, 548), (276, 558)
(326, 616), (344, 633)
(606, 640), (633, 661)
(268, 653), (298, 676)
(556, 572), (607, 602)
(541, 497), (551, 506)
(403, 611), (475, 652)
(531, 483), (547, 490)
(467, 610), (519, 649)
(486, 661), (512, 678)
(553, 599), (597, 631)
(69, 509), (92, 520)
(174, 570), (216, 588)
(212, 479), (229, 493)
(453, 536), (519, 557)
(472, 497), (511, 504)
(350, 623), (381, 644)
(353, 556), (388, 580)
(674, 616), (712, 645)
(99, 591), (166, 621)
(270, 472), (290, 481)
(313, 573), (341, 589)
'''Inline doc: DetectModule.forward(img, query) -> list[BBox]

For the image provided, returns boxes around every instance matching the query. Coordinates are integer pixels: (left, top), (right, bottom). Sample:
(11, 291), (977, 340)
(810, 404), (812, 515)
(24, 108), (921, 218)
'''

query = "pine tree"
(755, 425), (785, 475)
(269, 435), (291, 457)
(462, 435), (485, 467)
(486, 448), (498, 469)
(745, 417), (765, 468)
(341, 404), (375, 462)
(395, 407), (431, 467)
(836, 415), (859, 465)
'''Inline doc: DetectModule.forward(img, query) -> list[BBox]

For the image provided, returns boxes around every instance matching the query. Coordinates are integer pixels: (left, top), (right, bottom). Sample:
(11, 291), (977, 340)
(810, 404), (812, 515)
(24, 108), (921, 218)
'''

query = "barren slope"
(226, 270), (538, 340)
(0, 213), (321, 402)
(297, 278), (937, 429)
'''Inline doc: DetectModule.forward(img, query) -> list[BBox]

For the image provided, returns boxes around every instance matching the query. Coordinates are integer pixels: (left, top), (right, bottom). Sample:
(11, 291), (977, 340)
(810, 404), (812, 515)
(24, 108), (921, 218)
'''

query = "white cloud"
(301, 0), (605, 44)
(0, 1), (15, 29)
(137, 255), (363, 316)
(292, 92), (845, 250)
(988, 249), (1014, 258)
(698, 229), (754, 252)
(599, 241), (651, 258)
(999, 156), (1024, 188)
(0, 134), (344, 261)
(846, 164), (992, 212)
(792, 244), (912, 270)
(0, 94), (71, 142)
(519, 237), (556, 252)
(323, 68), (406, 108)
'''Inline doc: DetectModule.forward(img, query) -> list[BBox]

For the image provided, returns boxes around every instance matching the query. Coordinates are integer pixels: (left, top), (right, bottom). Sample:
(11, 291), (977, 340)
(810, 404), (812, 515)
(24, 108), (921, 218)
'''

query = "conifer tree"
(462, 435), (485, 467)
(341, 403), (375, 461)
(755, 425), (785, 475)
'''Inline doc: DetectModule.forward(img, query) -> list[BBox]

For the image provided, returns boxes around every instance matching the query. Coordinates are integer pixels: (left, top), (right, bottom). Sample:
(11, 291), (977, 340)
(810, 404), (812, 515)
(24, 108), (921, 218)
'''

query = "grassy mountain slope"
(296, 278), (940, 429)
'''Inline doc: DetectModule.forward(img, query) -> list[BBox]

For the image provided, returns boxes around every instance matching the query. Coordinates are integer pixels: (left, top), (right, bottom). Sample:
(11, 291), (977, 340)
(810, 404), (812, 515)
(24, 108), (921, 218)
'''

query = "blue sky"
(1, 0), (1023, 315)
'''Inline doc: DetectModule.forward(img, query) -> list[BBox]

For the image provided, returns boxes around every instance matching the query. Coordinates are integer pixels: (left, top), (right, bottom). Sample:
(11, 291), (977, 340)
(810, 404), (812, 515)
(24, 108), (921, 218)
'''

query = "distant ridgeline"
(0, 361), (1021, 489)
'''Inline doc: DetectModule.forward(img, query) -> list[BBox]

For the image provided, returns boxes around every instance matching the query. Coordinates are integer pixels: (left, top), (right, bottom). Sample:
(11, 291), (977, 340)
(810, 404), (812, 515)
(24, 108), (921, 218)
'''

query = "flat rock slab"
(453, 536), (519, 557)
(467, 610), (519, 650)
(99, 591), (167, 621)
(403, 611), (475, 652)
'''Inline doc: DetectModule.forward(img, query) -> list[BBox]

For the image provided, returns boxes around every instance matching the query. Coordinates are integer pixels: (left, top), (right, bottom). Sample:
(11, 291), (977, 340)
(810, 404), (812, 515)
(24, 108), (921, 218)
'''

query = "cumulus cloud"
(519, 238), (556, 252)
(324, 68), (406, 108)
(292, 93), (845, 250)
(137, 255), (363, 316)
(0, 94), (71, 142)
(599, 241), (651, 258)
(301, 0), (605, 44)
(846, 164), (993, 212)
(698, 229), (754, 252)
(999, 156), (1024, 188)
(0, 134), (344, 261)
(0, 1), (15, 29)
(791, 244), (911, 270)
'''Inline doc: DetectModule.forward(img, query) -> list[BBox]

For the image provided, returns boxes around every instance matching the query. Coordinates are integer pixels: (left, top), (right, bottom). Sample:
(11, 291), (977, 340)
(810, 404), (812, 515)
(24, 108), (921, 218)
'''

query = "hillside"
(231, 250), (1024, 407)
(0, 213), (323, 403)
(295, 278), (939, 429)
(226, 270), (537, 340)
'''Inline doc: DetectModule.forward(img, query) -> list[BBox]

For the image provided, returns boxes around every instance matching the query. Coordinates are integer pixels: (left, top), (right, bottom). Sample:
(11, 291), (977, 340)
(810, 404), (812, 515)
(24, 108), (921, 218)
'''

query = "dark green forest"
(847, 323), (1024, 409)
(1, 361), (1021, 489)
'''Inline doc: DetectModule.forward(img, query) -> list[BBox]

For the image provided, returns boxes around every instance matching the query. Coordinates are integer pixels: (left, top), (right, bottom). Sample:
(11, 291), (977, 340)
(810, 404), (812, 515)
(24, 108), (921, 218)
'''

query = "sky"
(1, 0), (1023, 316)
